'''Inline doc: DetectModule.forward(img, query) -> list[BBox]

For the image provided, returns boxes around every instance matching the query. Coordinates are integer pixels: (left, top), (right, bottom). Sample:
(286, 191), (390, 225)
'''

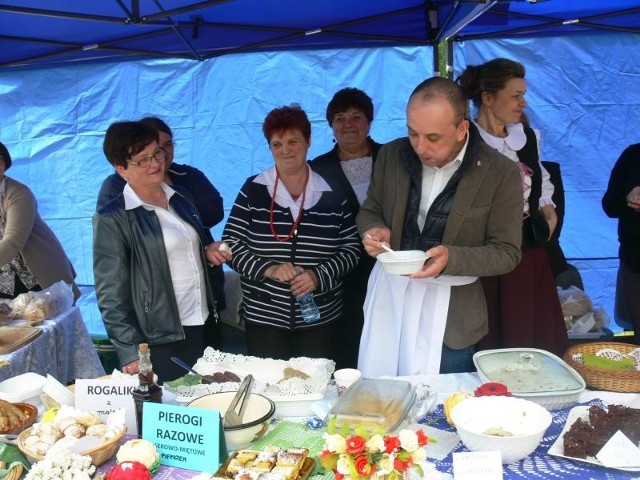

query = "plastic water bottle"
(297, 292), (320, 324)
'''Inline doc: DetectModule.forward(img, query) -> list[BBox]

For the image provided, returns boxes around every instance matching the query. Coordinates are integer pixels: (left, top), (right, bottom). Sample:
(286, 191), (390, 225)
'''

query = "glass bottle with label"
(131, 343), (162, 437)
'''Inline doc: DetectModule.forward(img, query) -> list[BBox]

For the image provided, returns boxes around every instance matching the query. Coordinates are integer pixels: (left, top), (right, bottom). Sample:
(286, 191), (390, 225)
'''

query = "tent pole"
(446, 38), (454, 81)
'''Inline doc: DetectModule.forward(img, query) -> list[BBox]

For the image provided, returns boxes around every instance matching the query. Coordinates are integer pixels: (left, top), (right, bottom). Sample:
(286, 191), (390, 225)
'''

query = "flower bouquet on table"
(319, 418), (431, 480)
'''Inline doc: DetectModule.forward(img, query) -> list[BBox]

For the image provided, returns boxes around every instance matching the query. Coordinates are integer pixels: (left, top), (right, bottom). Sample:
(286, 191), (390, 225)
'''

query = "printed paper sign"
(143, 402), (227, 472)
(74, 378), (138, 433)
(452, 451), (503, 480)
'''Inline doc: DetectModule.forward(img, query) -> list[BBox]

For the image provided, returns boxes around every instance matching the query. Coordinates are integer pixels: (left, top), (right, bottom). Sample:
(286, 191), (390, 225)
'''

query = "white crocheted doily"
(167, 347), (335, 400)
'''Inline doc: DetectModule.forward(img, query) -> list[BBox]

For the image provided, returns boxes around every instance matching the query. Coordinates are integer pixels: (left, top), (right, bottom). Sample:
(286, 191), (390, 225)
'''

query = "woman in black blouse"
(310, 88), (382, 368)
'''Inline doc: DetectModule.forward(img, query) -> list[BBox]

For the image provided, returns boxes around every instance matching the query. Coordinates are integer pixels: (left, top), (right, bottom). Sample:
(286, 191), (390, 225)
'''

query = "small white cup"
(333, 368), (362, 395)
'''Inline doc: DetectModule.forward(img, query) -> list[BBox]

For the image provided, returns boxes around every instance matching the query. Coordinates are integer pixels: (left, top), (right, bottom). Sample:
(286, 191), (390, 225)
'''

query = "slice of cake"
(275, 447), (307, 479)
(236, 450), (260, 465)
(270, 466), (297, 480)
(226, 459), (244, 478)
(235, 468), (261, 480)
(563, 418), (592, 459)
(253, 451), (277, 471)
(256, 472), (286, 480)
(283, 447), (309, 456)
(276, 450), (305, 467)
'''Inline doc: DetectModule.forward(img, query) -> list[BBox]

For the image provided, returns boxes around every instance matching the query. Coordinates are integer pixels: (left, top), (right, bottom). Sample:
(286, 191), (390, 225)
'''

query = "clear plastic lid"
(474, 348), (585, 394)
(326, 378), (415, 432)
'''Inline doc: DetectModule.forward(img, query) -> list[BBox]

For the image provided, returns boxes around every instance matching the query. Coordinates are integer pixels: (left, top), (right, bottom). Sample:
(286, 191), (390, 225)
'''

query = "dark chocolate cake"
(563, 418), (592, 458)
(562, 405), (640, 458)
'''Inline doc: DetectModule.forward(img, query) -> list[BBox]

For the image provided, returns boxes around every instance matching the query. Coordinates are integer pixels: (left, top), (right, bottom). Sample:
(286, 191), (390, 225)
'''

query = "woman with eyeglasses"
(97, 117), (224, 226)
(309, 88), (382, 369)
(93, 121), (231, 382)
(0, 141), (80, 301)
(97, 116), (226, 348)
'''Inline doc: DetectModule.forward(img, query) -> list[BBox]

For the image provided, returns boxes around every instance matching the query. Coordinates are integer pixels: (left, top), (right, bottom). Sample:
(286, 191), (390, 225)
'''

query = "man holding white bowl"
(357, 77), (523, 377)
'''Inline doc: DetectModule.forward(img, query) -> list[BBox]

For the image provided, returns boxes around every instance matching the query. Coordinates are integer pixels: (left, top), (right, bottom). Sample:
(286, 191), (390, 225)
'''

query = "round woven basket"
(17, 427), (126, 466)
(563, 341), (640, 393)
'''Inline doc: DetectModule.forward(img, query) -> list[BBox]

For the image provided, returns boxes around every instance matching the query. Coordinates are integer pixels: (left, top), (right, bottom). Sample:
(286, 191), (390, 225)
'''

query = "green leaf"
(396, 451), (411, 461)
(164, 373), (202, 388)
(327, 416), (338, 434)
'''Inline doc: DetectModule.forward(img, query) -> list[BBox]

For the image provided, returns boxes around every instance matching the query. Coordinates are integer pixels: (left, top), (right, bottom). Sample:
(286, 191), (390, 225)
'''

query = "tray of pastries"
(214, 445), (314, 480)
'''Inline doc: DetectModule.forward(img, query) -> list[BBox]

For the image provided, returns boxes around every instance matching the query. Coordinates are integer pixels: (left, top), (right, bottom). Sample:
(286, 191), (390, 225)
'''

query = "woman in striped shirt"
(222, 105), (361, 361)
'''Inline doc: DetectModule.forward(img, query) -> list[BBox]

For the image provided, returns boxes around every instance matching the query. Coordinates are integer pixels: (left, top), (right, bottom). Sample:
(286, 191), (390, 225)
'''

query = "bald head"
(409, 76), (469, 125)
(406, 76), (470, 168)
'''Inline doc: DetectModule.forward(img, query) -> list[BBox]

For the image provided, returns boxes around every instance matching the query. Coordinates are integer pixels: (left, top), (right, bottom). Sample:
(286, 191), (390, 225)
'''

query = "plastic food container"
(271, 393), (325, 418)
(474, 348), (585, 410)
(42, 374), (75, 407)
(0, 372), (46, 405)
(325, 378), (415, 432)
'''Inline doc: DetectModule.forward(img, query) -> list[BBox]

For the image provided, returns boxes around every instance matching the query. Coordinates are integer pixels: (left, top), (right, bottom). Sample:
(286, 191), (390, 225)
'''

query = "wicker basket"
(563, 341), (640, 393)
(17, 426), (126, 466)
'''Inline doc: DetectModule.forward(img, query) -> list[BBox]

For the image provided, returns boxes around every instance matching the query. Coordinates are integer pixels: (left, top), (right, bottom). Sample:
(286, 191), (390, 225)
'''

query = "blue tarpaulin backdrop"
(0, 33), (637, 336)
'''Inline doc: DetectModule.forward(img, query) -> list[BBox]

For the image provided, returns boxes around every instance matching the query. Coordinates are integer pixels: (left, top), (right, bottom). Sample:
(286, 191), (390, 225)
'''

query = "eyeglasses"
(127, 148), (166, 168)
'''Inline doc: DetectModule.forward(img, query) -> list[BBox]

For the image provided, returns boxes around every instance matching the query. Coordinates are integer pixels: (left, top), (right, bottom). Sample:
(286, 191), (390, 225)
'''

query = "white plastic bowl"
(450, 395), (552, 464)
(187, 391), (275, 451)
(378, 250), (427, 275)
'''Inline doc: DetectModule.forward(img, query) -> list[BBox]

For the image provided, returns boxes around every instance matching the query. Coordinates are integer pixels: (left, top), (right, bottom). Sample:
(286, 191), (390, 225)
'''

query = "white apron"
(358, 261), (476, 377)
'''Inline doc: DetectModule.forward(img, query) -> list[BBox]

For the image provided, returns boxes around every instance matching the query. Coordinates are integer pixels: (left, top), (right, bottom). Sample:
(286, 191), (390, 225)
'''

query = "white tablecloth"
(0, 306), (105, 384)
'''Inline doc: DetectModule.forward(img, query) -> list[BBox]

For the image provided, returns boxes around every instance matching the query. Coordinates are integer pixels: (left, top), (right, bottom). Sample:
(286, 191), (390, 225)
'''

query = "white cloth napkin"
(358, 262), (476, 377)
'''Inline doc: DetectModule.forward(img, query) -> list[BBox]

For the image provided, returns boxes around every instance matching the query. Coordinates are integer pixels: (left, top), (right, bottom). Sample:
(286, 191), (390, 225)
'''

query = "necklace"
(269, 169), (308, 242)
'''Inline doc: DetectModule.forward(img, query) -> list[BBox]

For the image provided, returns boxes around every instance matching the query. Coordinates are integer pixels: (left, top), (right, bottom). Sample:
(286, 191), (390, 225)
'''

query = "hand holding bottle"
(293, 268), (320, 324)
(289, 267), (317, 298)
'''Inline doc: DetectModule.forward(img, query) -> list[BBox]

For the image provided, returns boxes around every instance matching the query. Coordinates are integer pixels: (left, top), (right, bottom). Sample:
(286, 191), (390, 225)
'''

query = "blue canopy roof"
(1, 0), (639, 69)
